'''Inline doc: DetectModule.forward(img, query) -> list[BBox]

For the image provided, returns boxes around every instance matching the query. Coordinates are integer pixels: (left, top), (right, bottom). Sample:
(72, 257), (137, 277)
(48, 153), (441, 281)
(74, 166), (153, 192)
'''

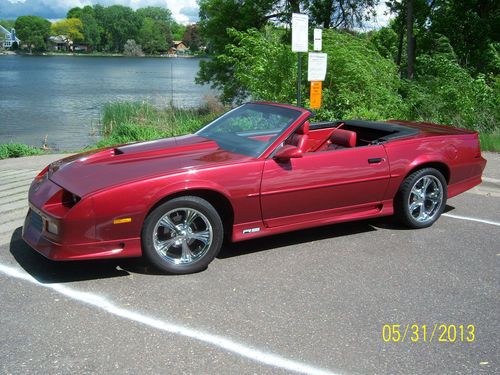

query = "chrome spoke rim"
(408, 175), (443, 223)
(153, 208), (213, 265)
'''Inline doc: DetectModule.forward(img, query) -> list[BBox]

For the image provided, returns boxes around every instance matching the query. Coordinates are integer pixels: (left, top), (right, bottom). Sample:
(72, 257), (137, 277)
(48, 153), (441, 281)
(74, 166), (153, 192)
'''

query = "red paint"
(22, 103), (486, 261)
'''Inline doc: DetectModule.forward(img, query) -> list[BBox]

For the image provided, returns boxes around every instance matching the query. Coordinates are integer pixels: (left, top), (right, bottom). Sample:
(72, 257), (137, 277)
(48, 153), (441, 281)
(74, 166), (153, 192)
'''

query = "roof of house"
(0, 24), (20, 43)
(49, 35), (72, 44)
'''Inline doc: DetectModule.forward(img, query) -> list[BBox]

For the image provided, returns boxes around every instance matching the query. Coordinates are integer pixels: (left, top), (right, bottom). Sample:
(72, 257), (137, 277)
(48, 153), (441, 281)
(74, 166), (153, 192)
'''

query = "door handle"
(368, 158), (384, 164)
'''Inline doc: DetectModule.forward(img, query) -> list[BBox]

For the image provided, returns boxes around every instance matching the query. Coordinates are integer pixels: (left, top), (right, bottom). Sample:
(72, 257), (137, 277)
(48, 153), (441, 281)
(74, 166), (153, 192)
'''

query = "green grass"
(0, 143), (45, 160)
(97, 101), (223, 148)
(479, 133), (500, 152)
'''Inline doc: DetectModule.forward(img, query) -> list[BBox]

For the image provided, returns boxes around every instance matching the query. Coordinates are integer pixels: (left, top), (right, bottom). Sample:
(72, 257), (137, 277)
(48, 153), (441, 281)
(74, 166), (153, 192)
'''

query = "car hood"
(49, 135), (254, 197)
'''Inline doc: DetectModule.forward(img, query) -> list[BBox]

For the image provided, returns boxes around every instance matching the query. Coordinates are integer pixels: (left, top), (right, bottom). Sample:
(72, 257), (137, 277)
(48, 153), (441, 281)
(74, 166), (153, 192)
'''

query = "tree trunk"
(288, 0), (301, 13)
(406, 0), (415, 79)
(396, 15), (404, 67)
(324, 0), (334, 29)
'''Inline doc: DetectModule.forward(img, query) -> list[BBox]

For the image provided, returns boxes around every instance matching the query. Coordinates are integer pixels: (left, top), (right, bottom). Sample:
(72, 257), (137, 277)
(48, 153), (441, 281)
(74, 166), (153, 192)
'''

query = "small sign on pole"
(313, 29), (322, 51)
(310, 81), (322, 109)
(307, 52), (327, 81)
(291, 13), (309, 52)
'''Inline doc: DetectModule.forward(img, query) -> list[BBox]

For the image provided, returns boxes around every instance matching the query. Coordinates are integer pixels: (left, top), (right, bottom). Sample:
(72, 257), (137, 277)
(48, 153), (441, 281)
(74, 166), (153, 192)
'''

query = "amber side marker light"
(113, 218), (132, 224)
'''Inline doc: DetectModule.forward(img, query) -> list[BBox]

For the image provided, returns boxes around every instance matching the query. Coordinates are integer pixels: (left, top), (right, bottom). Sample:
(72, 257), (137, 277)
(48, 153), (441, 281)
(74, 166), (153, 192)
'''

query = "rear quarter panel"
(383, 134), (485, 199)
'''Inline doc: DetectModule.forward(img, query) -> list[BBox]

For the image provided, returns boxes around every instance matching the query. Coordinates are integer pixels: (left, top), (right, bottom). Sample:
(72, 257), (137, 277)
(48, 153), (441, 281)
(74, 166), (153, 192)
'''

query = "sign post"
(291, 13), (308, 107)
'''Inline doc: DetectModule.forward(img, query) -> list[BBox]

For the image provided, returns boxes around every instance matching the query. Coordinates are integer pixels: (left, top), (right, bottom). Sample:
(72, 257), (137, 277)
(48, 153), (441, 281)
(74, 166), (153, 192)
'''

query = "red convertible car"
(23, 102), (486, 274)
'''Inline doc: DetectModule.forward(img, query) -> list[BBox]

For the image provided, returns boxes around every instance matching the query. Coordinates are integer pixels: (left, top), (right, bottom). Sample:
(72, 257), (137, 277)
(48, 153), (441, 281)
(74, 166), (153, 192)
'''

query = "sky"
(0, 0), (200, 24)
(0, 0), (392, 27)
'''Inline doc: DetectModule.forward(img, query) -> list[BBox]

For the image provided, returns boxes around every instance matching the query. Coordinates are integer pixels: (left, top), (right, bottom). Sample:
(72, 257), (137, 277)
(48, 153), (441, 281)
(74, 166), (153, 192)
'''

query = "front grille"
(29, 210), (43, 232)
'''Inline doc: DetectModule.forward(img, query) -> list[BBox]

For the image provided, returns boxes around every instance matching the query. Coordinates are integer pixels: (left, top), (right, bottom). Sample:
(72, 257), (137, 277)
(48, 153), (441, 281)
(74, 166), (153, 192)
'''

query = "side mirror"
(273, 145), (303, 161)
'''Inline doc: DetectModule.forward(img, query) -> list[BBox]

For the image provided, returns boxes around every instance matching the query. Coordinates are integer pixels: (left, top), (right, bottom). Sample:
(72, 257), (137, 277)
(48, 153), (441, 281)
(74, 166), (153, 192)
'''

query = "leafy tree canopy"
(51, 18), (84, 43)
(14, 15), (51, 52)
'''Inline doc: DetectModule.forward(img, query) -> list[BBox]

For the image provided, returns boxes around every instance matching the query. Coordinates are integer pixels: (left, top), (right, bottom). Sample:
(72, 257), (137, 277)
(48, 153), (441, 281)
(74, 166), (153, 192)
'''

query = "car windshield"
(196, 103), (302, 157)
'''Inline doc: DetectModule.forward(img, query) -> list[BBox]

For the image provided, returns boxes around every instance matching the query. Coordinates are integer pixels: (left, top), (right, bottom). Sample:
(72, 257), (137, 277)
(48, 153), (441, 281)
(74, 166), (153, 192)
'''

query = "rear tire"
(142, 196), (223, 274)
(395, 168), (447, 228)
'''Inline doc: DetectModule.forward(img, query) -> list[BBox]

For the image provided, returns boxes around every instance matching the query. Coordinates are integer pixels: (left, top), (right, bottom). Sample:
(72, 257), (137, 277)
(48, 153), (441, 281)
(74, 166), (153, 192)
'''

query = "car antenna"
(170, 59), (174, 137)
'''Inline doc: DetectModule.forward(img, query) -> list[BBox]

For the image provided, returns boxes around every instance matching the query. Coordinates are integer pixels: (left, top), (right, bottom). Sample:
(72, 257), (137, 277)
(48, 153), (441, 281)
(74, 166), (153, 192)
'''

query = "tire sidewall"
(142, 196), (224, 274)
(397, 168), (448, 229)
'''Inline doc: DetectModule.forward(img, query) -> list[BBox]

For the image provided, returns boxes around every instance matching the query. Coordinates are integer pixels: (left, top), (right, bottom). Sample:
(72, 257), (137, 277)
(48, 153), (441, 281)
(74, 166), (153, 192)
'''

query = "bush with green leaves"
(222, 27), (297, 104)
(318, 30), (405, 120)
(403, 54), (499, 133)
(216, 28), (406, 121)
(0, 144), (45, 159)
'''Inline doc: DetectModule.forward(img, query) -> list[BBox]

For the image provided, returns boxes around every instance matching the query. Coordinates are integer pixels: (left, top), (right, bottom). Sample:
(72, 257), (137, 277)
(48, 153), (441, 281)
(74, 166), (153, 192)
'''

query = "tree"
(14, 16), (51, 52)
(0, 19), (15, 30)
(123, 39), (144, 56)
(197, 0), (381, 101)
(197, 0), (278, 101)
(67, 7), (84, 19)
(183, 24), (203, 51)
(406, 0), (415, 79)
(51, 18), (84, 43)
(80, 13), (101, 50)
(171, 23), (187, 41)
(223, 27), (297, 103)
(136, 7), (173, 54)
(136, 7), (174, 23)
(138, 18), (170, 54)
(430, 0), (500, 74)
(308, 0), (378, 29)
(101, 5), (142, 52)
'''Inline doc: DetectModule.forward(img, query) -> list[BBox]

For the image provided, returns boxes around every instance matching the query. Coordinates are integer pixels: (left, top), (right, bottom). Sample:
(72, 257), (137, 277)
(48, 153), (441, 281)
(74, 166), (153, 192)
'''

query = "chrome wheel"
(153, 208), (213, 265)
(407, 175), (443, 223)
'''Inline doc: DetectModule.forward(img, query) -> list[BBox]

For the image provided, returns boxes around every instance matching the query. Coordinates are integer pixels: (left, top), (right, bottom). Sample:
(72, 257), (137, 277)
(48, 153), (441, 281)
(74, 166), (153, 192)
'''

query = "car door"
(260, 145), (390, 227)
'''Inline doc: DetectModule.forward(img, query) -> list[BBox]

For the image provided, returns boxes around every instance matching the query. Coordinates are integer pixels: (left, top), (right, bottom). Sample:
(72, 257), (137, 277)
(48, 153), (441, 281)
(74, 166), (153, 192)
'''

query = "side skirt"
(232, 199), (394, 242)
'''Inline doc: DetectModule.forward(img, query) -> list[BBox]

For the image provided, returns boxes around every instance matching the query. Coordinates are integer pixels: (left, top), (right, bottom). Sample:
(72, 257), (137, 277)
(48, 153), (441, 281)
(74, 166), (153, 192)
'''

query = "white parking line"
(0, 263), (340, 375)
(442, 213), (500, 227)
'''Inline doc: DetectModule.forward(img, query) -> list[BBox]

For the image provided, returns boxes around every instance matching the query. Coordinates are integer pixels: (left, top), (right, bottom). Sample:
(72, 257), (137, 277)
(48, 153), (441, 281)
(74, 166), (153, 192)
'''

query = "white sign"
(291, 13), (309, 52)
(313, 29), (322, 51)
(307, 52), (328, 81)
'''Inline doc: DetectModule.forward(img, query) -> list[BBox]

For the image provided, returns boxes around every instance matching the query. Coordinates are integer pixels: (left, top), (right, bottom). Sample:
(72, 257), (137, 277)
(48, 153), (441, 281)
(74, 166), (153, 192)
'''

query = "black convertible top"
(310, 120), (419, 143)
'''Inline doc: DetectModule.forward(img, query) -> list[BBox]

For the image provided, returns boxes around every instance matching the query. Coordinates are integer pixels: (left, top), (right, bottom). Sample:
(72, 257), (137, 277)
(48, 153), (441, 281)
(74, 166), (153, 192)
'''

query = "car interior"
(285, 119), (420, 153)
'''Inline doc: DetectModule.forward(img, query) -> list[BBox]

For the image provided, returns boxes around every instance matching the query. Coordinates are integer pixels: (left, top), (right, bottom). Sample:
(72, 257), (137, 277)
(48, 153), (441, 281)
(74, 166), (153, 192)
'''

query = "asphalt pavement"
(0, 152), (498, 375)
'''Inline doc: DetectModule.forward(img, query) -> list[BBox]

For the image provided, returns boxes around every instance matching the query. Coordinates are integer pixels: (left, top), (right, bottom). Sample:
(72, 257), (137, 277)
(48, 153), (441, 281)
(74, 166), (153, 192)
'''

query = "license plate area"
(29, 210), (44, 232)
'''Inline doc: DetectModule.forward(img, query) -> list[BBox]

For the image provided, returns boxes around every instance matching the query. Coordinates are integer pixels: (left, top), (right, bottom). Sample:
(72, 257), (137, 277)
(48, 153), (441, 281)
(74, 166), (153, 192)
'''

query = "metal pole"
(297, 52), (302, 107)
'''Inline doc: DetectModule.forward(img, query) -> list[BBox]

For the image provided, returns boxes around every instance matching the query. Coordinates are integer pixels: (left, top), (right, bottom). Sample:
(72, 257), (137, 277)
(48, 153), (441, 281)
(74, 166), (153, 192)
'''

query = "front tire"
(395, 168), (447, 228)
(142, 196), (223, 274)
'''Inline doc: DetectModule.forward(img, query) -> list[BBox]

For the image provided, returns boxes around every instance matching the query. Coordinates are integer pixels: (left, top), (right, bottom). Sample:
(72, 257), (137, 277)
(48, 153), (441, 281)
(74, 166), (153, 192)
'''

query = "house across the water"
(168, 40), (189, 55)
(48, 35), (73, 51)
(0, 25), (21, 49)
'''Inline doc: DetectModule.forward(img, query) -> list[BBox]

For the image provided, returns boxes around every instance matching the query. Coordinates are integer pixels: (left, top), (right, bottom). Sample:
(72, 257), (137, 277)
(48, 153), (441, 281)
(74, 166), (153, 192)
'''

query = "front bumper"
(22, 207), (142, 261)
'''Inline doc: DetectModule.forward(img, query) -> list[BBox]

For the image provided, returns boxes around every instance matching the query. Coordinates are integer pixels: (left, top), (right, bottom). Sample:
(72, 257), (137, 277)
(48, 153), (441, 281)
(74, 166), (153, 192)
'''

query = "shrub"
(403, 55), (499, 132)
(218, 28), (406, 121)
(0, 143), (44, 159)
(123, 39), (144, 56)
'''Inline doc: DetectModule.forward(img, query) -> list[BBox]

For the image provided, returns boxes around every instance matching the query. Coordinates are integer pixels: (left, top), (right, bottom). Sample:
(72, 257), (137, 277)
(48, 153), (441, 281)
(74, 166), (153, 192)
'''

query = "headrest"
(330, 129), (356, 148)
(296, 121), (310, 135)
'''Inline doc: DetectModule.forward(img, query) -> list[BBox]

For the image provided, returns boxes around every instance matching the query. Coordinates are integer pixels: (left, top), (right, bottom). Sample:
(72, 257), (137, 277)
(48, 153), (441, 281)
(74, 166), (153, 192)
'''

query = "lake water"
(0, 55), (215, 150)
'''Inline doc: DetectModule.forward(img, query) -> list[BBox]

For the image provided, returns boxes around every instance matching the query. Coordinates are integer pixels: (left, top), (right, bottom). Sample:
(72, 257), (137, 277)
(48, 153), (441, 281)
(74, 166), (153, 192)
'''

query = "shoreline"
(0, 51), (204, 58)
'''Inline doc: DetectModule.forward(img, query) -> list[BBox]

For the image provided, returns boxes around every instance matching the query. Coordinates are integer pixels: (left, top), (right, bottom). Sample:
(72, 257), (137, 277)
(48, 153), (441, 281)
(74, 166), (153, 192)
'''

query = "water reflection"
(0, 56), (215, 150)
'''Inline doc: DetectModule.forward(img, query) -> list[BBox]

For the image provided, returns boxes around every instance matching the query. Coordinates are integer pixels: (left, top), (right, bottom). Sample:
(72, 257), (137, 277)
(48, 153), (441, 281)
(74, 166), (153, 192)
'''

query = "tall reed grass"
(97, 100), (224, 148)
